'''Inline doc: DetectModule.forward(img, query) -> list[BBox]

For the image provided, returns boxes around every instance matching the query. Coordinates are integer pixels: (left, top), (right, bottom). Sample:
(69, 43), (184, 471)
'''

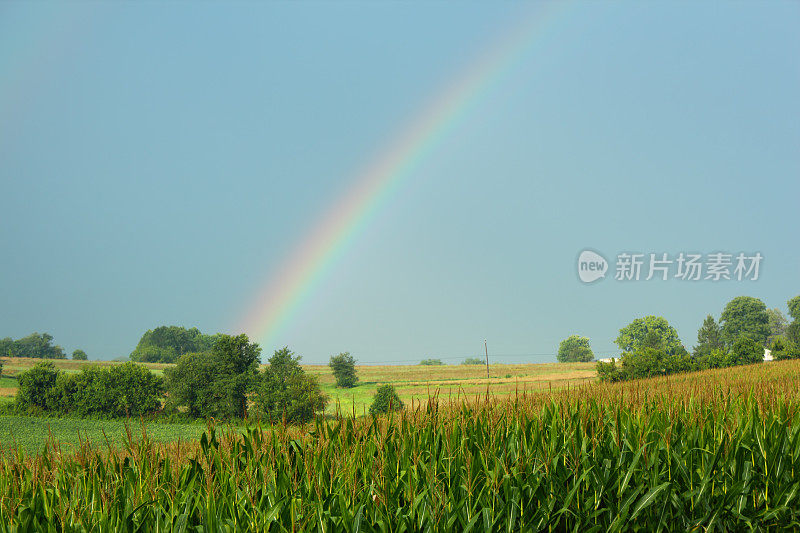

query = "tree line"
(13, 331), (403, 423)
(0, 332), (88, 360)
(594, 294), (800, 382)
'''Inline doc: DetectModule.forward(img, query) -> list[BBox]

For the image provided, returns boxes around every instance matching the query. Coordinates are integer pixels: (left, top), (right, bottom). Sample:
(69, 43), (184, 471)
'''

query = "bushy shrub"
(461, 357), (483, 365)
(729, 336), (764, 366)
(369, 385), (404, 415)
(664, 351), (697, 374)
(696, 348), (730, 370)
(419, 359), (444, 366)
(16, 361), (163, 417)
(621, 347), (666, 380)
(596, 359), (626, 382)
(16, 362), (60, 412)
(329, 352), (358, 388)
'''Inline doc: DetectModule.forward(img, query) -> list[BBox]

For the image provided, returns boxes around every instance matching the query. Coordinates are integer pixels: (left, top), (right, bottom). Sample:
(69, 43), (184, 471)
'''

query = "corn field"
(2, 361), (800, 531)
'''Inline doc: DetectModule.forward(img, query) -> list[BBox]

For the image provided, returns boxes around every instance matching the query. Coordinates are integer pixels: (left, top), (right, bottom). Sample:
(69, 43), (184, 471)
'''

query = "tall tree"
(693, 315), (724, 357)
(719, 296), (770, 347)
(615, 316), (684, 355)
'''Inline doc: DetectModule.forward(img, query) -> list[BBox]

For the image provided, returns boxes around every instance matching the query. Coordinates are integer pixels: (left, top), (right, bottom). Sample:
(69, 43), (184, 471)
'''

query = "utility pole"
(484, 339), (489, 379)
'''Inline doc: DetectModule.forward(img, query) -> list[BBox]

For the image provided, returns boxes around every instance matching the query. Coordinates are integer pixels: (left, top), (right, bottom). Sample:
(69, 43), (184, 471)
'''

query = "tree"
(729, 336), (764, 366)
(369, 384), (404, 415)
(557, 335), (594, 362)
(329, 352), (358, 388)
(164, 334), (260, 419)
(72, 349), (88, 361)
(719, 296), (770, 347)
(461, 357), (483, 365)
(786, 296), (800, 349)
(208, 334), (260, 419)
(164, 353), (219, 417)
(788, 322), (800, 347)
(130, 326), (219, 363)
(766, 308), (789, 346)
(254, 347), (327, 424)
(0, 338), (13, 358)
(693, 315), (724, 358)
(419, 359), (444, 366)
(788, 296), (800, 321)
(615, 316), (684, 355)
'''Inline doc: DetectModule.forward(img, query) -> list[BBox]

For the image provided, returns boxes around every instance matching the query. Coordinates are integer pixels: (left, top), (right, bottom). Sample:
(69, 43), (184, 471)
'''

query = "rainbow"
(237, 5), (565, 350)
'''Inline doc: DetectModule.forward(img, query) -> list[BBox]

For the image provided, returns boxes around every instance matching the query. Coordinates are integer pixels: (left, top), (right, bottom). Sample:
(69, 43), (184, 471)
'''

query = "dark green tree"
(72, 349), (88, 361)
(557, 335), (594, 362)
(719, 296), (770, 347)
(461, 357), (483, 365)
(165, 334), (260, 419)
(254, 347), (327, 424)
(786, 296), (800, 349)
(693, 315), (724, 358)
(164, 353), (219, 417)
(369, 384), (404, 415)
(329, 352), (358, 388)
(212, 334), (261, 419)
(419, 359), (444, 366)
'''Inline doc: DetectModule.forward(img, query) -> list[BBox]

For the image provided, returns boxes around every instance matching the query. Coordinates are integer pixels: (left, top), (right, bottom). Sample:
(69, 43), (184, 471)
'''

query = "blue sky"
(1, 2), (798, 363)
